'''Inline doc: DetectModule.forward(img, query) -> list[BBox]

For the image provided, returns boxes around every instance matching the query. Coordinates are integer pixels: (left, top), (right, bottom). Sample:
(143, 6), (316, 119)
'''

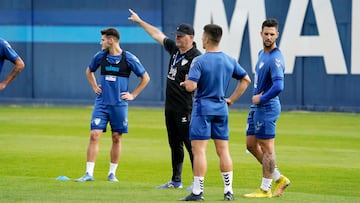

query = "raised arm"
(128, 9), (166, 45)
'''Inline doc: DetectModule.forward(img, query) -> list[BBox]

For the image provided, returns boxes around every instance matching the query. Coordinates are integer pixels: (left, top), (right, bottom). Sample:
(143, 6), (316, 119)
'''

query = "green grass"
(0, 106), (359, 202)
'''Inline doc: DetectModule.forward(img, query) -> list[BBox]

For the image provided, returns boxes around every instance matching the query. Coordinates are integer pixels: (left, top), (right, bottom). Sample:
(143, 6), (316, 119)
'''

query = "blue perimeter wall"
(0, 0), (359, 112)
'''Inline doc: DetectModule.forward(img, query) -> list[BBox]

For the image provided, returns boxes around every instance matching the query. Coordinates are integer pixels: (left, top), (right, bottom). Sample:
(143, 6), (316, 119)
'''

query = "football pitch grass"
(0, 105), (359, 203)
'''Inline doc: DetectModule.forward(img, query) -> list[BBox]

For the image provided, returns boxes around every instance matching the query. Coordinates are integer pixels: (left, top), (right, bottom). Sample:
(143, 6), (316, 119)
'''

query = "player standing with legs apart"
(180, 24), (251, 201)
(243, 18), (290, 198)
(0, 37), (25, 91)
(76, 27), (150, 182)
(128, 9), (201, 189)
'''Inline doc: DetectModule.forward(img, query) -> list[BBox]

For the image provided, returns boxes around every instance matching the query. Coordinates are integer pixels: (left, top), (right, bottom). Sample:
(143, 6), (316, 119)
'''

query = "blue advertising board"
(0, 0), (359, 112)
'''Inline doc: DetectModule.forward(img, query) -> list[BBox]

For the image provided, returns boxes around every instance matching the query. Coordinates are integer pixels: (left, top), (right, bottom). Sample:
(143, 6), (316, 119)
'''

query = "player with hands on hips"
(76, 27), (150, 183)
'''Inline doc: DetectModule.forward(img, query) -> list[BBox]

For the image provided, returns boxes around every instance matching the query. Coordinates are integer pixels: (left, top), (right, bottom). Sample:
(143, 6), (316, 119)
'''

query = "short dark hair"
(203, 24), (222, 44)
(100, 27), (120, 40)
(262, 18), (279, 30)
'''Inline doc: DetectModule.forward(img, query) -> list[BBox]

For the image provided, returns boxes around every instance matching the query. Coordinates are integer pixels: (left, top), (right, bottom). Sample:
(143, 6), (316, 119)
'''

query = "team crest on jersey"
(181, 58), (188, 66)
(259, 62), (264, 69)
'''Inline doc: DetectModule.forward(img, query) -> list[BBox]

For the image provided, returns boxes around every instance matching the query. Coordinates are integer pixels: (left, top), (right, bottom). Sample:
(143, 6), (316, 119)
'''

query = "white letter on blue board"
(352, 0), (360, 74)
(193, 0), (265, 71)
(280, 0), (347, 74)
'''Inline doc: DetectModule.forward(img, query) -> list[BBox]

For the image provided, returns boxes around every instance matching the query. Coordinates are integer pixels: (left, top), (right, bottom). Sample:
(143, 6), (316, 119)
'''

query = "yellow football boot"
(243, 188), (272, 198)
(273, 175), (291, 197)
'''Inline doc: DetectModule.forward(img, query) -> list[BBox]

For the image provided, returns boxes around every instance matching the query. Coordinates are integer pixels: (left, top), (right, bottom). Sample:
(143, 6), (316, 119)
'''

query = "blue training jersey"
(88, 50), (147, 105)
(253, 48), (285, 104)
(188, 52), (248, 116)
(0, 38), (19, 73)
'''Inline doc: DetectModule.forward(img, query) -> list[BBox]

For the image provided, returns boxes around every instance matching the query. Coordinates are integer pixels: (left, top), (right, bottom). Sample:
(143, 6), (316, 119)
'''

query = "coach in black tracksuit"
(128, 9), (202, 188)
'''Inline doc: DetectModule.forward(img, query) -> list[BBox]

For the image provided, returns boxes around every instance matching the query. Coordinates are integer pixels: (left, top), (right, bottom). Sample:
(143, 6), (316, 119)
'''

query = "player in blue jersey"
(0, 38), (25, 91)
(76, 27), (150, 182)
(129, 9), (201, 189)
(180, 24), (251, 201)
(244, 19), (290, 198)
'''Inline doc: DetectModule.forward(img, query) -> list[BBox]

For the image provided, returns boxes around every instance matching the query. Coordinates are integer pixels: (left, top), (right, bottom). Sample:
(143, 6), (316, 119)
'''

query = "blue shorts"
(190, 115), (229, 140)
(90, 103), (128, 133)
(246, 104), (280, 139)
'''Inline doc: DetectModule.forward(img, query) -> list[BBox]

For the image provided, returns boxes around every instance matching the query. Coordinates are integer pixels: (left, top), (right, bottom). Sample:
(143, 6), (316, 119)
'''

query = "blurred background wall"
(0, 0), (359, 112)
